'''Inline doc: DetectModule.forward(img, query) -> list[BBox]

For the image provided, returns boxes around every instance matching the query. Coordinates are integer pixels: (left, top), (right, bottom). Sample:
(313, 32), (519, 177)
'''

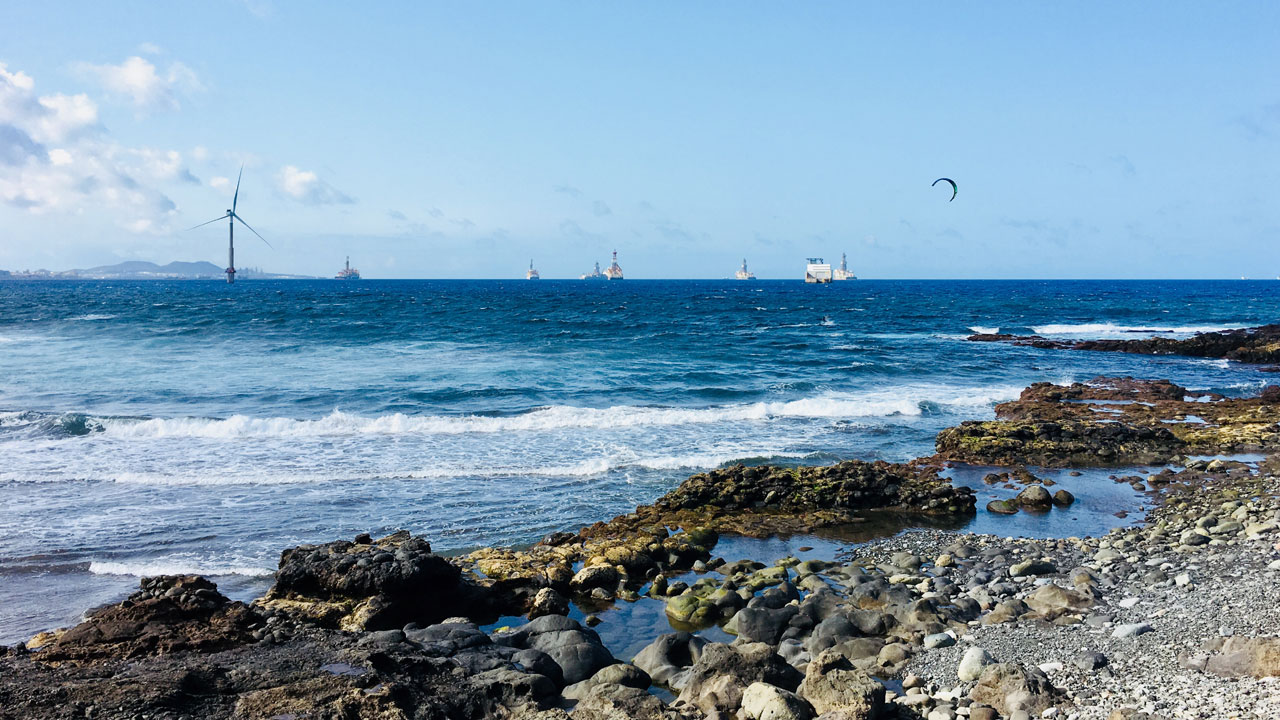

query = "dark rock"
(41, 575), (259, 662)
(676, 642), (803, 713)
(736, 605), (800, 645)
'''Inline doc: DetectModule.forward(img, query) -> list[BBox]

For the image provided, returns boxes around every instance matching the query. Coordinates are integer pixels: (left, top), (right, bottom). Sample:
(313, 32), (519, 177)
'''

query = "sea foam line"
(95, 385), (1021, 440)
(88, 560), (274, 577)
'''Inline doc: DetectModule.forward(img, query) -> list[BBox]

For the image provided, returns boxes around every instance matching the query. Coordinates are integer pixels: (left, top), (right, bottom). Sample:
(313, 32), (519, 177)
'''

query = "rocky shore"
(2, 379), (1279, 719)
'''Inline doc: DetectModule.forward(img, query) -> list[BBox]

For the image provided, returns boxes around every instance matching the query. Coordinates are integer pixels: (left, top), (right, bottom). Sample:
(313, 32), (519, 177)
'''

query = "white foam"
(73, 314), (116, 321)
(98, 385), (1021, 441)
(1030, 322), (1246, 338)
(969, 326), (1000, 335)
(88, 560), (274, 577)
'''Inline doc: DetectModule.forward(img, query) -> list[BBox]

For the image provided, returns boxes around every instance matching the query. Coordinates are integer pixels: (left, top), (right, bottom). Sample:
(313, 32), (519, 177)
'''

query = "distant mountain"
(67, 261), (314, 280)
(77, 261), (226, 279)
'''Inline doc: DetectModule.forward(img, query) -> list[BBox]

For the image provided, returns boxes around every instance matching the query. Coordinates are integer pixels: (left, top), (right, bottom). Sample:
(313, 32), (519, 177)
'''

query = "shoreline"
(3, 370), (1280, 718)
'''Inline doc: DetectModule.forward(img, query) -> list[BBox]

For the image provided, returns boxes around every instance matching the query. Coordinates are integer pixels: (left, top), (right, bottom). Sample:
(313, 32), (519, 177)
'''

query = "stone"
(987, 500), (1019, 515)
(1014, 485), (1053, 510)
(924, 632), (956, 649)
(1051, 489), (1075, 507)
(1180, 530), (1210, 547)
(741, 682), (816, 720)
(1073, 651), (1108, 671)
(1009, 559), (1057, 577)
(958, 647), (996, 682)
(796, 648), (884, 717)
(1111, 622), (1153, 639)
(528, 587), (569, 619)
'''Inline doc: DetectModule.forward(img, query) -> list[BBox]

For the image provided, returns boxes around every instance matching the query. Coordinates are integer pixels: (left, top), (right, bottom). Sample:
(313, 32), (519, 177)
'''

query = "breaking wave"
(88, 560), (274, 577)
(88, 385), (1020, 440)
(1030, 322), (1247, 338)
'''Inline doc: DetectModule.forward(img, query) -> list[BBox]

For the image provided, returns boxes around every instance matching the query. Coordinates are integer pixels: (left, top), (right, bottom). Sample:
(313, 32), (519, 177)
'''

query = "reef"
(936, 376), (1280, 466)
(967, 324), (1280, 365)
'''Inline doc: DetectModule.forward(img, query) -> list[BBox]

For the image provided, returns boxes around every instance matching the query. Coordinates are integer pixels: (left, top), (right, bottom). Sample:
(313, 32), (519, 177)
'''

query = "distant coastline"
(0, 260), (316, 280)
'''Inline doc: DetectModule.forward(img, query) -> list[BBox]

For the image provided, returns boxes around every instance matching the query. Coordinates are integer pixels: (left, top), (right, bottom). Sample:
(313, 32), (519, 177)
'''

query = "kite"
(932, 177), (958, 202)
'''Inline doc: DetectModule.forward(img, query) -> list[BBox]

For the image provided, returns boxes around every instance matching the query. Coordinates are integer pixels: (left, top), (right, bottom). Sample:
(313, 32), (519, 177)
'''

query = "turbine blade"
(187, 213), (229, 231)
(232, 165), (243, 213)
(232, 213), (272, 248)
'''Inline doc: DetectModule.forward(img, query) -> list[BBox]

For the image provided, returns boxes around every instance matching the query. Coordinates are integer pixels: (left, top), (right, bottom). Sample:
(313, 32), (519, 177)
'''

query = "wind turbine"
(188, 166), (271, 283)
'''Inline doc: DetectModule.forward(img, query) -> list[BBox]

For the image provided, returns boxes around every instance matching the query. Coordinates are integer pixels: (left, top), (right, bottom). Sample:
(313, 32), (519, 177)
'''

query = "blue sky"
(1, 2), (1276, 278)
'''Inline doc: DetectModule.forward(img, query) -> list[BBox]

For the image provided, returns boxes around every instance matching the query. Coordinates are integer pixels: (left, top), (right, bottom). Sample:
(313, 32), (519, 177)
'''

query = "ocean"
(1, 278), (1277, 643)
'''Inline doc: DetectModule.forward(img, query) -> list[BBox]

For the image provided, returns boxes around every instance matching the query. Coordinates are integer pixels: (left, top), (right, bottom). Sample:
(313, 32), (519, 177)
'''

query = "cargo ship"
(832, 252), (856, 281)
(735, 259), (755, 280)
(335, 256), (361, 280)
(526, 260), (540, 280)
(804, 257), (832, 283)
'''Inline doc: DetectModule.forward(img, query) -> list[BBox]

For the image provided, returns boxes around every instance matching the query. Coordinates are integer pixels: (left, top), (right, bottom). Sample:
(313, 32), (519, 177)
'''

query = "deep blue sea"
(1, 278), (1277, 643)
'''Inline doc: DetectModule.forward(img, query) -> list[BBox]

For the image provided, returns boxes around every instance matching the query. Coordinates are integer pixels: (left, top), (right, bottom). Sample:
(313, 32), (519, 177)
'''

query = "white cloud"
(77, 56), (202, 112)
(0, 62), (189, 233)
(278, 165), (353, 205)
(138, 42), (163, 55)
(210, 176), (230, 190)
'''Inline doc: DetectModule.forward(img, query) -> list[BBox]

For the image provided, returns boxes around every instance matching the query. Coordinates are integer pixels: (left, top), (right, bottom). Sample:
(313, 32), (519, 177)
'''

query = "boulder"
(261, 531), (485, 630)
(796, 648), (884, 718)
(511, 615), (615, 685)
(676, 642), (803, 714)
(986, 500), (1019, 515)
(736, 606), (801, 645)
(1199, 637), (1280, 677)
(1052, 489), (1075, 507)
(1014, 485), (1053, 510)
(968, 662), (1059, 716)
(632, 631), (707, 689)
(1009, 559), (1056, 577)
(528, 587), (570, 619)
(570, 565), (621, 593)
(1024, 584), (1093, 619)
(958, 647), (995, 682)
(572, 683), (679, 720)
(741, 682), (816, 720)
(562, 663), (650, 700)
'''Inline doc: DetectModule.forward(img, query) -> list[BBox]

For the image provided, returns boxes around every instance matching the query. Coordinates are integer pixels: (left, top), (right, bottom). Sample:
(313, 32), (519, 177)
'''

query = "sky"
(0, 2), (1277, 279)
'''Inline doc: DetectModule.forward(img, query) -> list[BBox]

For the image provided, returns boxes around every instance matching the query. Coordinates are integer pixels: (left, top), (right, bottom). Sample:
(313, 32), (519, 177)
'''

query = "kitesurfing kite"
(932, 177), (958, 202)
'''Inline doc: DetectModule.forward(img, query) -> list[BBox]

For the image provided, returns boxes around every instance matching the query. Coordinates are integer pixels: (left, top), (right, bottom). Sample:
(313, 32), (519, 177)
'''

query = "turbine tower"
(188, 166), (271, 283)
